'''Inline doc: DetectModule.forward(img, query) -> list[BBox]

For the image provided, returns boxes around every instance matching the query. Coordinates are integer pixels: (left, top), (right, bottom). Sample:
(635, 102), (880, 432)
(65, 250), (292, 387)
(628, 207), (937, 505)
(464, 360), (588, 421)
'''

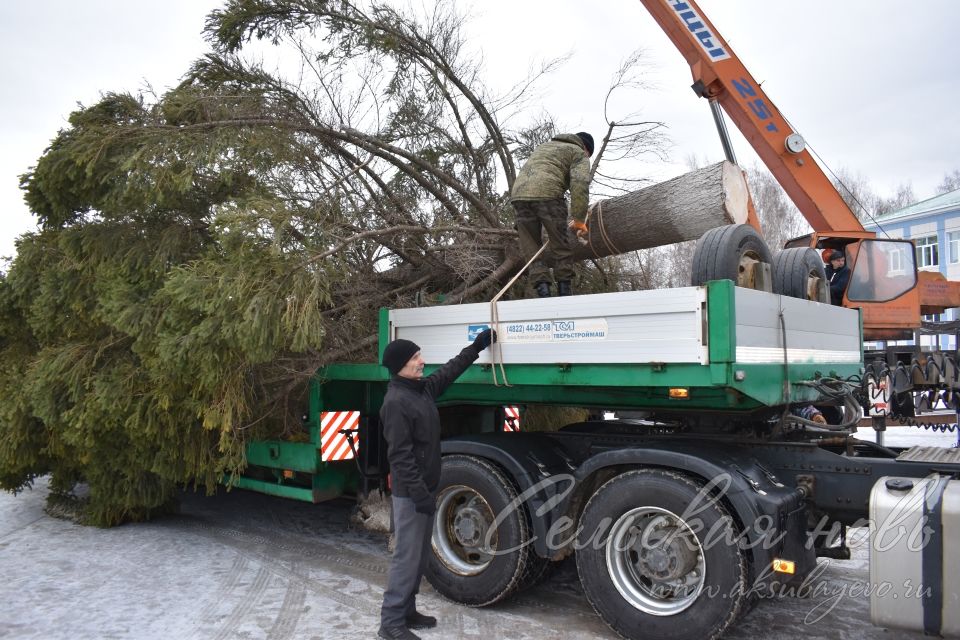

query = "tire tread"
(691, 225), (772, 287)
(772, 247), (827, 300)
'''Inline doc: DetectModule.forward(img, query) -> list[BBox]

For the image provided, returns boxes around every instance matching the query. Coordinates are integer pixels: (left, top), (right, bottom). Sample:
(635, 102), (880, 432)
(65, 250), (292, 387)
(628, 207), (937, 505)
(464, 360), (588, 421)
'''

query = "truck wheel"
(517, 555), (552, 590)
(773, 247), (828, 302)
(426, 455), (537, 606)
(576, 469), (746, 640)
(691, 224), (771, 288)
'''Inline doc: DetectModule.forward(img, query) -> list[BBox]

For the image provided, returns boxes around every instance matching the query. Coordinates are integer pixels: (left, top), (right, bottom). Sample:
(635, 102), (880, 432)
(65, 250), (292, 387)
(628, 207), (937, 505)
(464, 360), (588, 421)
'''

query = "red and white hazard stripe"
(503, 406), (521, 432)
(320, 411), (358, 461)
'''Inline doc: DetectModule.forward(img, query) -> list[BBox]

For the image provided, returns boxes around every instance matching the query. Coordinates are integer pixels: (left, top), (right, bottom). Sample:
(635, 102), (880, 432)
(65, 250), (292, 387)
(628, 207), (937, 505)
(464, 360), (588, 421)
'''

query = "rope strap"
(584, 200), (622, 258)
(488, 240), (550, 387)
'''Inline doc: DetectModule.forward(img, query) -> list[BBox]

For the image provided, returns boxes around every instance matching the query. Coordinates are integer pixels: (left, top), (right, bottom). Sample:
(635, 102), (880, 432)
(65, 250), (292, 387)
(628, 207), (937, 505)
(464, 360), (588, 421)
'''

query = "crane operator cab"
(785, 235), (919, 340)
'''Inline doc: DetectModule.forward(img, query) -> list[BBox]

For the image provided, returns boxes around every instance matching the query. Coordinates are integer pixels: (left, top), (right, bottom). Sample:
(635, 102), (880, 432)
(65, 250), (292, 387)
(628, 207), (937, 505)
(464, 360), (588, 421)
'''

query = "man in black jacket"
(377, 327), (495, 640)
(825, 249), (850, 306)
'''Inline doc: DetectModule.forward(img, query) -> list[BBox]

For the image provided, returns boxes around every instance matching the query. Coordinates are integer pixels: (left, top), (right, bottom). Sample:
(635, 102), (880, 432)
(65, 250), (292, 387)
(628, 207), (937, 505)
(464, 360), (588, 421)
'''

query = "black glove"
(414, 495), (436, 516)
(471, 328), (497, 352)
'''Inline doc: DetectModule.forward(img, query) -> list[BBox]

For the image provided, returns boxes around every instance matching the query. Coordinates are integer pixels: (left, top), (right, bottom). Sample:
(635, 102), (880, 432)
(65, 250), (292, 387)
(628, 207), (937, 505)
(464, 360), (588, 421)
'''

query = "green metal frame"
(324, 280), (860, 410)
(230, 461), (355, 503)
(240, 280), (863, 502)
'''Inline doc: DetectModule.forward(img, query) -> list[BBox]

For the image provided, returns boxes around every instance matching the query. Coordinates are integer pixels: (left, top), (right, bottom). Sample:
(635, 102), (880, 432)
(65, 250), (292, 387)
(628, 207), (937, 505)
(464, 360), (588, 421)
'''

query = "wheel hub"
(433, 485), (497, 576)
(634, 524), (698, 582)
(606, 507), (706, 616)
(737, 253), (763, 289)
(453, 507), (487, 547)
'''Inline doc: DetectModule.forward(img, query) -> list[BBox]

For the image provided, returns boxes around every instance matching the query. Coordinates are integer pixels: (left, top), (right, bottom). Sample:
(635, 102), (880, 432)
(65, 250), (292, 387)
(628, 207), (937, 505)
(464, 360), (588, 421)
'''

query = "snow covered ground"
(1, 426), (952, 640)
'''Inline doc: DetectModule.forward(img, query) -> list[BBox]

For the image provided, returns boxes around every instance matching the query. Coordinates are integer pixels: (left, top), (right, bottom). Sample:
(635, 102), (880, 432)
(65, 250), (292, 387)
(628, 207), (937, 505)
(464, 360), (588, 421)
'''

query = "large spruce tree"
(0, 0), (664, 525)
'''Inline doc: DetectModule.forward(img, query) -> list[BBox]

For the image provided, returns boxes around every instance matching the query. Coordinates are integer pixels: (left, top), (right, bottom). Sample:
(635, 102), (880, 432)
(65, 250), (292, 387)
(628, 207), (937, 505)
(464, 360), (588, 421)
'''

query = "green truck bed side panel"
(246, 440), (320, 473)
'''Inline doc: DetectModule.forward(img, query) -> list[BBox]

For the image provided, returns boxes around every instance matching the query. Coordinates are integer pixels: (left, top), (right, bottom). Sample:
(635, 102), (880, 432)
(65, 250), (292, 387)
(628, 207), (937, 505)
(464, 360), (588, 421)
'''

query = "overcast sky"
(2, 0), (957, 260)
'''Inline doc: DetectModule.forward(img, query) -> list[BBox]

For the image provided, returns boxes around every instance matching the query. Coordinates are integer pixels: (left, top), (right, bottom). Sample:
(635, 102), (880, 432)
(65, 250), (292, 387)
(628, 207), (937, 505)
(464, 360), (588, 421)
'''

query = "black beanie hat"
(829, 250), (844, 261)
(382, 338), (421, 375)
(576, 132), (594, 156)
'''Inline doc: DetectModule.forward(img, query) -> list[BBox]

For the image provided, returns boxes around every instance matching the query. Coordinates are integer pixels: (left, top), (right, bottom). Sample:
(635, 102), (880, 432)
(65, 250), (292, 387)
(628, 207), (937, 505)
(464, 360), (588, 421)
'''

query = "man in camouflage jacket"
(510, 132), (594, 297)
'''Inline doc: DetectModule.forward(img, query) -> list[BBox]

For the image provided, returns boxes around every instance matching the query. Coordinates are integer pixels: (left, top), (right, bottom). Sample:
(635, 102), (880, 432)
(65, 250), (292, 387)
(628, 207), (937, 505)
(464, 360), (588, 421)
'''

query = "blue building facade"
(862, 188), (960, 349)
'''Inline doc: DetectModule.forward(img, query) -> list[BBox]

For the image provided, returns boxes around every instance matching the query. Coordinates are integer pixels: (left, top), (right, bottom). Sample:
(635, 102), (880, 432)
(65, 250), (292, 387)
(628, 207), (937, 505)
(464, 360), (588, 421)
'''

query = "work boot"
(535, 281), (552, 298)
(378, 625), (421, 640)
(405, 611), (437, 629)
(557, 280), (573, 296)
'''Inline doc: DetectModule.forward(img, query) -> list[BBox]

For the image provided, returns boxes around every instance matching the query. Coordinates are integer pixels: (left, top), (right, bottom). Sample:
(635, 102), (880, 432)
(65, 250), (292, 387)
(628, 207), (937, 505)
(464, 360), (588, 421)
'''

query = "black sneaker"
(378, 625), (421, 640)
(535, 281), (552, 298)
(406, 611), (437, 629)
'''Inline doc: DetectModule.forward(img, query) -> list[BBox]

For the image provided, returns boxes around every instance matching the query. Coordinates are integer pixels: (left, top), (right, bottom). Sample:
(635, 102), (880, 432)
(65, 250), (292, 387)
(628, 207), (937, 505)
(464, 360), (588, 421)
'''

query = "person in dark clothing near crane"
(824, 249), (850, 306)
(377, 328), (496, 640)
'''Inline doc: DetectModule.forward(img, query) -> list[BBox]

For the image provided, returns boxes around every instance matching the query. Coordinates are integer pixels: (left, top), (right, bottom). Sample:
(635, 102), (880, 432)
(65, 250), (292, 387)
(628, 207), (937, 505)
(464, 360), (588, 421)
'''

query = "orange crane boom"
(636, 0), (960, 339)
(639, 0), (869, 236)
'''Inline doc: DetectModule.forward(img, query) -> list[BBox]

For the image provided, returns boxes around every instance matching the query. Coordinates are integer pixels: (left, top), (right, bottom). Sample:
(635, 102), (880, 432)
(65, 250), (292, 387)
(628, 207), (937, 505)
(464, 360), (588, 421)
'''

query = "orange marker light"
(669, 388), (690, 399)
(772, 559), (796, 575)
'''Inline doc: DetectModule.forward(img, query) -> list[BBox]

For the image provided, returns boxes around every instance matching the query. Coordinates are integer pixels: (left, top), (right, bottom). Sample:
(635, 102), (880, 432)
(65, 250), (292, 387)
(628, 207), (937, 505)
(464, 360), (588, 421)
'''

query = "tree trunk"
(571, 161), (749, 260)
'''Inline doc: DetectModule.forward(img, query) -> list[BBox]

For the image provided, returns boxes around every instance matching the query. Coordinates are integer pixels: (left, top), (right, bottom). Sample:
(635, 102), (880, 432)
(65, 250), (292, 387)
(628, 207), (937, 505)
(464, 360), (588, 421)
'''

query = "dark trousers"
(514, 199), (575, 283)
(381, 496), (433, 627)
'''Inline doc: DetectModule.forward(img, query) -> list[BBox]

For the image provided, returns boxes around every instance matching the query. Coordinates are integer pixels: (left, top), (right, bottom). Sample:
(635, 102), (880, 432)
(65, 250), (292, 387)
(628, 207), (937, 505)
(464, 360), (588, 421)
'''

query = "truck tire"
(691, 224), (771, 287)
(426, 455), (538, 606)
(576, 469), (747, 640)
(517, 555), (552, 590)
(773, 247), (828, 302)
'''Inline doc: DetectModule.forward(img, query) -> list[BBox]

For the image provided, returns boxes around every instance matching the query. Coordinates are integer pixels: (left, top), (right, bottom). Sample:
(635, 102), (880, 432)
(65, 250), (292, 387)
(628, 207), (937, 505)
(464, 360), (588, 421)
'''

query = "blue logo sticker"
(467, 324), (490, 340)
(667, 0), (731, 62)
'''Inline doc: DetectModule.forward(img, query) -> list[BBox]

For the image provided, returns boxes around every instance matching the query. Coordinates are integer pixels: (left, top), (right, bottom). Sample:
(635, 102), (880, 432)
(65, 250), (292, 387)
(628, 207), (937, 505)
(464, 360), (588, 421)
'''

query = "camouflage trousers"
(513, 199), (575, 284)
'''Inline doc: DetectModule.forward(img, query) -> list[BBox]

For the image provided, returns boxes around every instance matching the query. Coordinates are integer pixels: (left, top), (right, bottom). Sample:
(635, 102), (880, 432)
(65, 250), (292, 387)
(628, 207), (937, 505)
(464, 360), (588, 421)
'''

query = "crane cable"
(776, 109), (893, 239)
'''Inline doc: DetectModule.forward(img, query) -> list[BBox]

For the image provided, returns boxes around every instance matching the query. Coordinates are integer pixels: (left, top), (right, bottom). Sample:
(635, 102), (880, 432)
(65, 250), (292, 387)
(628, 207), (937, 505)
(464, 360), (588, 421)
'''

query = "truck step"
(897, 446), (960, 464)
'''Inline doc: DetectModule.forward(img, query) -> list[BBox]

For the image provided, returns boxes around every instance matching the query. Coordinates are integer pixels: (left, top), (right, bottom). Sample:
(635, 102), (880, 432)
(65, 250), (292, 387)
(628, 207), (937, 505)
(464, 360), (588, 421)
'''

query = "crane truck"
(234, 2), (960, 639)
(656, 0), (960, 422)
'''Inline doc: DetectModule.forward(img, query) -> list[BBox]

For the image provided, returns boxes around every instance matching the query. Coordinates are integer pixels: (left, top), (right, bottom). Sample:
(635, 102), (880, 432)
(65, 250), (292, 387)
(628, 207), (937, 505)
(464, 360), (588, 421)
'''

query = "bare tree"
(936, 169), (960, 195)
(874, 183), (917, 216)
(831, 167), (878, 222)
(745, 164), (810, 251)
(590, 49), (669, 196)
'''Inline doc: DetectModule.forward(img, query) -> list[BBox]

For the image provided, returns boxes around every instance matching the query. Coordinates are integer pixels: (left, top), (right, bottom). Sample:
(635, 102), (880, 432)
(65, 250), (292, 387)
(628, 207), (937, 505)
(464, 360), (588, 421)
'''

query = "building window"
(887, 245), (905, 274)
(949, 231), (960, 264)
(915, 235), (938, 268)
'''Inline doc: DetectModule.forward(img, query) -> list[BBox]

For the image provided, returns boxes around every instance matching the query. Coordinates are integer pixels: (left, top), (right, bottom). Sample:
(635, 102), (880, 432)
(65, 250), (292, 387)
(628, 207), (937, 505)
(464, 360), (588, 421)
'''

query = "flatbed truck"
(237, 280), (960, 639)
(239, 3), (960, 637)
